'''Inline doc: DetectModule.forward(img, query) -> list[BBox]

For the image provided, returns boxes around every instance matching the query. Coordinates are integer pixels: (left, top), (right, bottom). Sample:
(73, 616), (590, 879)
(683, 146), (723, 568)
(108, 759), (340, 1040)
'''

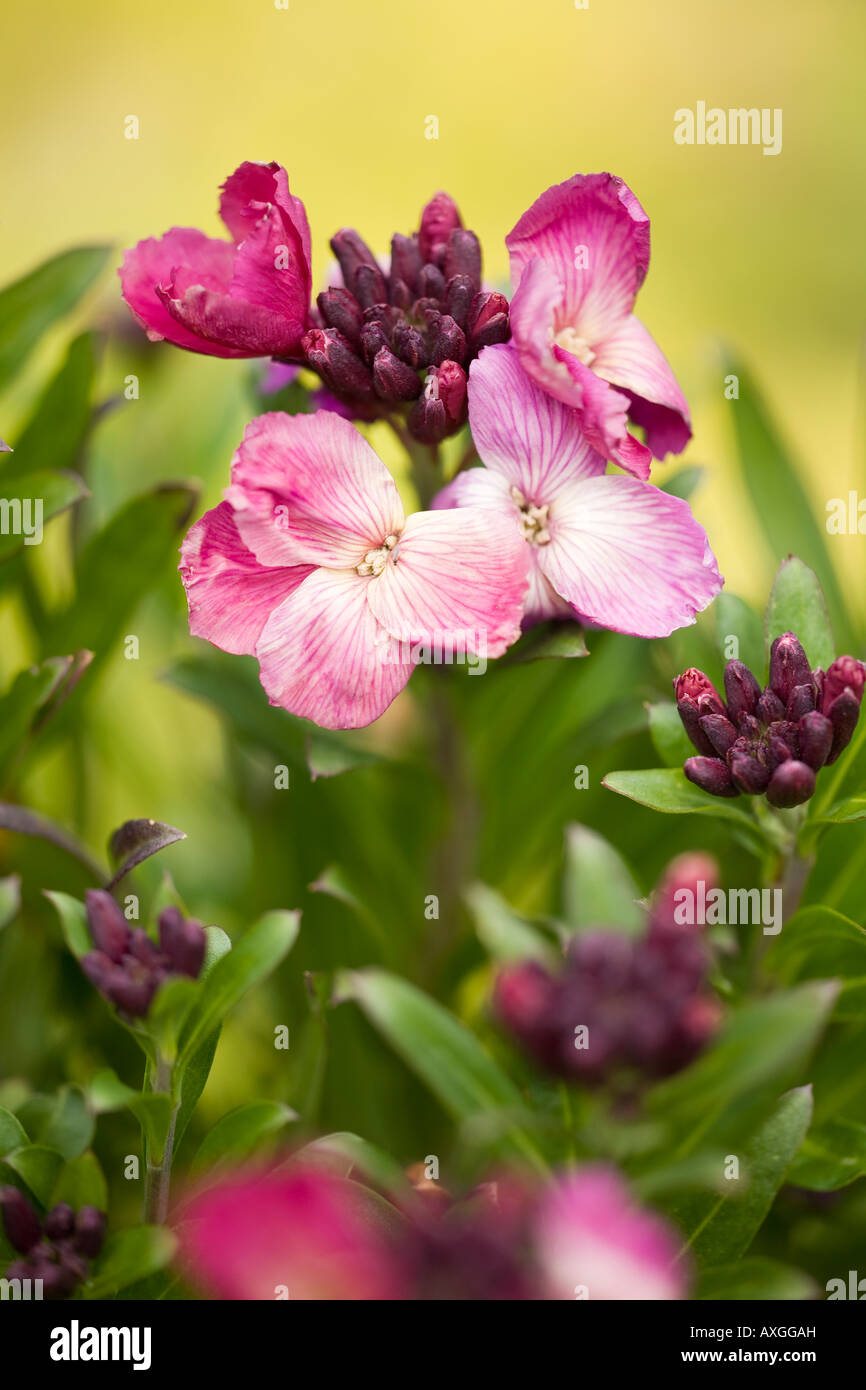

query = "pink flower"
(177, 1169), (398, 1300)
(180, 410), (529, 728)
(506, 172), (691, 479)
(435, 344), (721, 636)
(535, 1167), (687, 1300)
(120, 161), (312, 359)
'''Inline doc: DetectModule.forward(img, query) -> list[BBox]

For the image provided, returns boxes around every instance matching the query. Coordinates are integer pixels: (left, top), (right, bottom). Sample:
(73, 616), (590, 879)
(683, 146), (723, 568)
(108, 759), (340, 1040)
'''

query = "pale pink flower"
(120, 161), (311, 359)
(506, 172), (691, 479)
(536, 1167), (687, 1300)
(180, 410), (529, 729)
(435, 344), (721, 636)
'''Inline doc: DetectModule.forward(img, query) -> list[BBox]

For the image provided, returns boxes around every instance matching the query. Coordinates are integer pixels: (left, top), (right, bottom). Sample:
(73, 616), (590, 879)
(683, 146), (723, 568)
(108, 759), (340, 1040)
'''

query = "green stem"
(143, 1054), (178, 1226)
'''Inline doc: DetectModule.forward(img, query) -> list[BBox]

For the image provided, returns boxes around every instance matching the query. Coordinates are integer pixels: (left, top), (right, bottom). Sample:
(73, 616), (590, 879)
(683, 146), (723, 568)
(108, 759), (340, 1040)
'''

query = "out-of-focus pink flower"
(120, 161), (312, 359)
(535, 1167), (687, 1300)
(505, 173), (691, 478)
(178, 1169), (398, 1300)
(435, 344), (720, 636)
(180, 410), (529, 729)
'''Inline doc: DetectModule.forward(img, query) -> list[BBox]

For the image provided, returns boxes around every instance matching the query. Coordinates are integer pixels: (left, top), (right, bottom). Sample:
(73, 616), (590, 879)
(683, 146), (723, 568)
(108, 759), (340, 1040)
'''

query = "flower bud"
(683, 756), (739, 798)
(159, 907), (206, 978)
(302, 328), (375, 399)
(72, 1206), (107, 1259)
(466, 291), (510, 352)
(372, 347), (423, 402)
(43, 1203), (75, 1241)
(445, 274), (474, 330)
(317, 287), (364, 346)
(728, 748), (771, 794)
(444, 229), (482, 291)
(786, 683), (815, 720)
(85, 889), (129, 963)
(826, 689), (862, 763)
(108, 972), (159, 1018)
(419, 263), (447, 301)
(329, 228), (380, 297)
(408, 362), (467, 443)
(798, 711), (833, 770)
(1, 1186), (41, 1254)
(388, 277), (412, 311)
(756, 688), (786, 724)
(698, 713), (738, 757)
(766, 759), (816, 808)
(821, 656), (866, 713)
(360, 320), (389, 365)
(768, 633), (813, 704)
(390, 233), (423, 295)
(392, 321), (429, 369)
(354, 262), (389, 310)
(418, 192), (462, 267)
(674, 669), (726, 716)
(430, 314), (467, 367)
(723, 660), (761, 723)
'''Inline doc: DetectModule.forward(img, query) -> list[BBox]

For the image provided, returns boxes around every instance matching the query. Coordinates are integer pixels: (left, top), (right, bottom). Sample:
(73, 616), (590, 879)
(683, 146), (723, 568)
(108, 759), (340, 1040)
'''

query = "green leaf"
(465, 882), (558, 964)
(810, 795), (866, 826)
(49, 1151), (108, 1211)
(714, 592), (765, 680)
(304, 729), (381, 780)
(191, 1101), (297, 1176)
(789, 1116), (866, 1191)
(106, 817), (187, 890)
(661, 465), (704, 500)
(765, 556), (835, 671)
(9, 332), (100, 476)
(44, 889), (92, 957)
(0, 247), (111, 386)
(0, 1106), (28, 1155)
(505, 620), (589, 663)
(672, 1087), (813, 1267)
(0, 875), (21, 931)
(336, 968), (547, 1172)
(696, 1257), (815, 1301)
(86, 1227), (176, 1298)
(173, 1028), (220, 1155)
(562, 823), (643, 933)
(0, 654), (93, 781)
(86, 1068), (174, 1158)
(177, 910), (300, 1068)
(296, 1132), (410, 1194)
(646, 701), (693, 769)
(4, 1145), (64, 1205)
(0, 468), (88, 561)
(762, 906), (866, 1021)
(602, 768), (759, 833)
(40, 1085), (94, 1160)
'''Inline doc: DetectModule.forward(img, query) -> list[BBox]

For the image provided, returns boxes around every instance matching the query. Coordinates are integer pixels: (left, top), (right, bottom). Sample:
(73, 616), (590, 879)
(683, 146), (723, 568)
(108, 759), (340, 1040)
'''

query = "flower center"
(552, 325), (596, 367)
(510, 487), (551, 546)
(356, 532), (400, 576)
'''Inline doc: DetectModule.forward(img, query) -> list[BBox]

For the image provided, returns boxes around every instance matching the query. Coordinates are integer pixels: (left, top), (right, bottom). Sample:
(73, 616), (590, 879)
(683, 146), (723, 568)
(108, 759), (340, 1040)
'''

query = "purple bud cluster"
(494, 861), (720, 1087)
(1, 1187), (105, 1299)
(301, 192), (509, 442)
(81, 889), (206, 1019)
(676, 636), (866, 806)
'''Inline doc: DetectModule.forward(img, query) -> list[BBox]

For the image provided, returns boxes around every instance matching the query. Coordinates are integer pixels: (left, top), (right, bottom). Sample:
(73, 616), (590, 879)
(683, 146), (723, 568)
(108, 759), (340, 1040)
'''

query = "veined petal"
(433, 464), (518, 518)
(508, 257), (577, 405)
(366, 508), (529, 658)
(179, 501), (312, 656)
(157, 281), (305, 358)
(539, 474), (722, 637)
(551, 345), (652, 480)
(228, 200), (310, 354)
(468, 343), (607, 498)
(592, 315), (691, 460)
(226, 411), (405, 569)
(507, 173), (650, 344)
(219, 160), (313, 273)
(119, 228), (246, 357)
(256, 567), (414, 729)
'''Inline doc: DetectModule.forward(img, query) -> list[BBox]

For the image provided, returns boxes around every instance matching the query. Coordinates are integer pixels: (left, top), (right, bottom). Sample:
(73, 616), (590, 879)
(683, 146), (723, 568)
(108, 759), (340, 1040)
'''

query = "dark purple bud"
(85, 889), (129, 963)
(109, 971), (158, 1017)
(419, 263), (447, 301)
(37, 1258), (80, 1300)
(72, 1206), (106, 1259)
(354, 262), (389, 310)
(302, 328), (375, 399)
(430, 314), (467, 367)
(767, 733), (793, 768)
(466, 291), (510, 353)
(826, 689), (862, 763)
(317, 287), (363, 346)
(372, 347), (423, 402)
(728, 749), (771, 794)
(723, 660), (761, 723)
(674, 669), (727, 717)
(418, 192), (462, 267)
(769, 632), (813, 704)
(329, 228), (380, 296)
(494, 961), (557, 1037)
(699, 713), (738, 757)
(360, 321), (389, 365)
(1, 1186), (41, 1253)
(756, 688), (786, 724)
(407, 362), (467, 444)
(445, 274), (474, 330)
(159, 907), (207, 979)
(683, 756), (740, 798)
(676, 701), (717, 757)
(766, 759), (816, 808)
(392, 321), (429, 369)
(798, 711), (833, 770)
(43, 1203), (75, 1241)
(444, 228), (482, 291)
(787, 683), (815, 720)
(388, 277), (412, 311)
(81, 950), (122, 996)
(821, 656), (866, 713)
(738, 713), (762, 740)
(390, 233), (423, 294)
(128, 928), (158, 966)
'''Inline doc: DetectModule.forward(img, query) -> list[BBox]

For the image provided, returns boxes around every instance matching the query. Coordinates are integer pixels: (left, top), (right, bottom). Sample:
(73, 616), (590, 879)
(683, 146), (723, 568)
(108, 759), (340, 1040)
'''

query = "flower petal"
(538, 474), (722, 637)
(180, 501), (312, 656)
(119, 228), (245, 357)
(366, 508), (529, 657)
(592, 315), (691, 459)
(226, 411), (405, 569)
(156, 280), (304, 359)
(551, 345), (652, 480)
(468, 344), (607, 497)
(256, 567), (414, 729)
(219, 161), (312, 273)
(507, 173), (650, 344)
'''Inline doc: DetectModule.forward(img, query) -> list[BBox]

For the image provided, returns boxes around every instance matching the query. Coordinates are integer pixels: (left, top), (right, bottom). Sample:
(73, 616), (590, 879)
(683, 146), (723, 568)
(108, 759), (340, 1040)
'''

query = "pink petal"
(507, 257), (575, 403)
(538, 474), (722, 637)
(226, 411), (404, 570)
(366, 508), (530, 658)
(179, 501), (312, 656)
(467, 343), (607, 497)
(119, 228), (246, 357)
(219, 160), (312, 273)
(228, 199), (310, 356)
(592, 315), (691, 460)
(156, 280), (305, 359)
(551, 345), (652, 480)
(507, 173), (650, 345)
(536, 1168), (687, 1301)
(256, 567), (414, 729)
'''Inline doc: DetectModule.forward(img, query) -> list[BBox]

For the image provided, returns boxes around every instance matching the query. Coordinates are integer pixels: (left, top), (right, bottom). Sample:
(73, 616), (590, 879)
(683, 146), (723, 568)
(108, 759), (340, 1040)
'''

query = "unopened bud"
(467, 291), (510, 353)
(766, 759), (816, 808)
(408, 362), (467, 443)
(445, 274), (474, 329)
(1, 1186), (41, 1254)
(159, 907), (206, 979)
(756, 689), (786, 724)
(430, 314), (467, 367)
(317, 287), (364, 346)
(787, 683), (815, 720)
(372, 347), (423, 402)
(683, 756), (739, 798)
(798, 711), (833, 770)
(329, 228), (380, 297)
(354, 262), (389, 310)
(723, 660), (760, 723)
(444, 228), (482, 290)
(768, 633), (813, 704)
(302, 328), (375, 398)
(826, 689), (862, 763)
(728, 748), (771, 794)
(390, 233), (424, 295)
(698, 713), (738, 757)
(419, 263), (447, 301)
(85, 890), (129, 963)
(43, 1203), (75, 1241)
(72, 1206), (107, 1259)
(418, 192), (462, 266)
(392, 321), (429, 369)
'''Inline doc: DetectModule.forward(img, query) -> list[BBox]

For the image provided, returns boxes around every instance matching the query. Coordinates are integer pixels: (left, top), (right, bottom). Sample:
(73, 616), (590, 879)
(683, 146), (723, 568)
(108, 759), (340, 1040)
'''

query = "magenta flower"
(435, 344), (721, 636)
(180, 410), (529, 729)
(506, 173), (691, 478)
(120, 161), (312, 359)
(535, 1167), (687, 1300)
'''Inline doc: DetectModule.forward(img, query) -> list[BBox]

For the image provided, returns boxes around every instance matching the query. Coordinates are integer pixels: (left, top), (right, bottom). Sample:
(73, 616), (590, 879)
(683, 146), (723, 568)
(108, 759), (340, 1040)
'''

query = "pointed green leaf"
(765, 556), (835, 671)
(562, 823), (643, 933)
(465, 882), (558, 964)
(191, 1101), (297, 1177)
(0, 247), (110, 385)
